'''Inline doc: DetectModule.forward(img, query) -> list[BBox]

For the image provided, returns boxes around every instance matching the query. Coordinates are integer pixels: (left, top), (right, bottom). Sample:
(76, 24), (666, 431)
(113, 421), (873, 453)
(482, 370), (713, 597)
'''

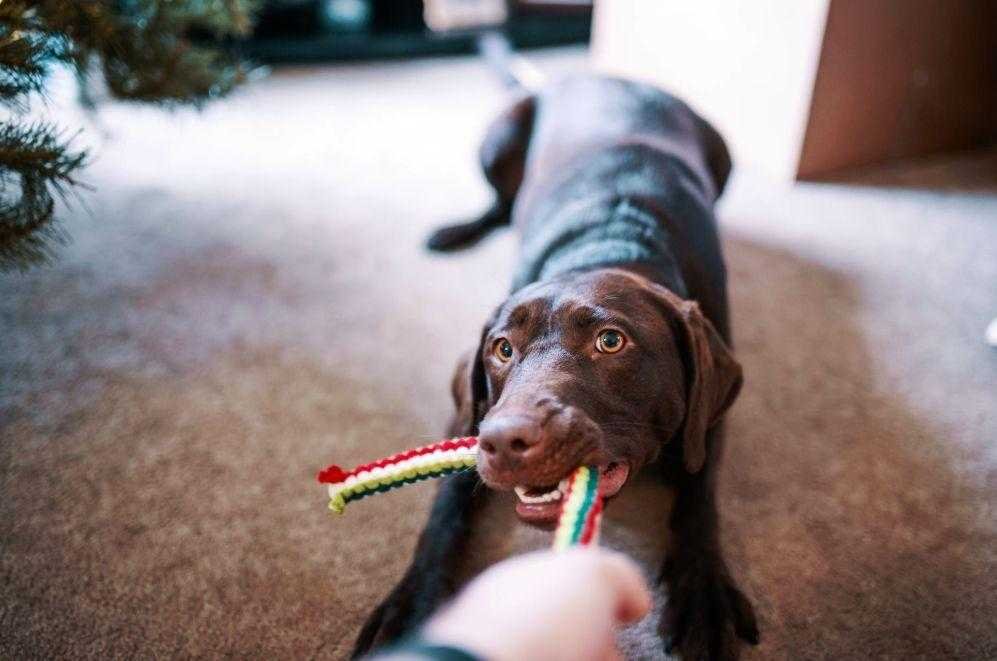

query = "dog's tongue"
(515, 499), (563, 526)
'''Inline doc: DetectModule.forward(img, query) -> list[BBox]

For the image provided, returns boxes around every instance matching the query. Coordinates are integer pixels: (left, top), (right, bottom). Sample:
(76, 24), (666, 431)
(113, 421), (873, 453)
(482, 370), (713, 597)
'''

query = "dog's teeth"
(514, 485), (562, 505)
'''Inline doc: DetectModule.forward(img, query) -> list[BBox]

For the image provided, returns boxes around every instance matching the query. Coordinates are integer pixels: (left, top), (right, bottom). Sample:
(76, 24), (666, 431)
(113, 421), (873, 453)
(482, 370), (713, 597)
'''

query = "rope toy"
(551, 465), (603, 550)
(317, 437), (603, 549)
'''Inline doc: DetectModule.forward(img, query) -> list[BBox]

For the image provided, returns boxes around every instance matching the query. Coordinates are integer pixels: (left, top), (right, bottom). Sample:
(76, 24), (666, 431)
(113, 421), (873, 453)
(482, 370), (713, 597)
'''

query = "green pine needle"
(0, 121), (87, 271)
(0, 0), (259, 271)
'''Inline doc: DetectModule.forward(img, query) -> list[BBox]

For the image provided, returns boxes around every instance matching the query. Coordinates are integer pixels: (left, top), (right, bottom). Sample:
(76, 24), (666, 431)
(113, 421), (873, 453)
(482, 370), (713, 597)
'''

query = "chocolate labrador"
(353, 75), (758, 660)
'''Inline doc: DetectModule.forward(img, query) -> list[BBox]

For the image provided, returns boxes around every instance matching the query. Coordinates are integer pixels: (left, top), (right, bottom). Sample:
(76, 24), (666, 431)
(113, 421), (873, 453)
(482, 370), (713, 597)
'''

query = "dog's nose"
(477, 415), (544, 465)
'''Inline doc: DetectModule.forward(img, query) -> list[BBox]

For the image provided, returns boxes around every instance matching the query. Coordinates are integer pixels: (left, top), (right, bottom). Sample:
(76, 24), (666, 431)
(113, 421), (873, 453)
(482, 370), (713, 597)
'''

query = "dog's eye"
(493, 338), (514, 362)
(595, 329), (626, 354)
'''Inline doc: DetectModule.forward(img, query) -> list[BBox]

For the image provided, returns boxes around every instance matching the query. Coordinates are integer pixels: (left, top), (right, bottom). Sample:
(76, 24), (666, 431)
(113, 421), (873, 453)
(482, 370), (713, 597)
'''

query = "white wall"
(592, 0), (830, 181)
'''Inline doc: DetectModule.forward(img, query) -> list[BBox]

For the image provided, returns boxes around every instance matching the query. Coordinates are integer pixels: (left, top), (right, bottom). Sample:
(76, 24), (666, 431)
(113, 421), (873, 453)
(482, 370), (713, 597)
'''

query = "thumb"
(596, 551), (652, 624)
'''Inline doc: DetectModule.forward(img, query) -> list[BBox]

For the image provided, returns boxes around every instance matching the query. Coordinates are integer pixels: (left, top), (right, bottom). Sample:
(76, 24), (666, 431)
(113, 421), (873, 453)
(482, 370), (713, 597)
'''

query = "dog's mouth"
(513, 462), (630, 526)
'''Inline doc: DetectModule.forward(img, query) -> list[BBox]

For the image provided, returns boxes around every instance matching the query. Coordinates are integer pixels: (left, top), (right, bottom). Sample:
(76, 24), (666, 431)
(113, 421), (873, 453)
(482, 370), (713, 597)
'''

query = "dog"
(353, 75), (759, 660)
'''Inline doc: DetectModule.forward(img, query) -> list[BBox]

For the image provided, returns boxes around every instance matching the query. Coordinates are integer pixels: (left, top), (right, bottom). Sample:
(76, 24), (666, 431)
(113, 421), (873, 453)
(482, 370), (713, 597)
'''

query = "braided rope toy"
(551, 465), (603, 550)
(317, 437), (603, 549)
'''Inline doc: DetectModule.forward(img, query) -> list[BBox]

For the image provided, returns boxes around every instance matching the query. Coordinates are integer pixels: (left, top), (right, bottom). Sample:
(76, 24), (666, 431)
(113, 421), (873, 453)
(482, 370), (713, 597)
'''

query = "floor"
(1, 49), (995, 659)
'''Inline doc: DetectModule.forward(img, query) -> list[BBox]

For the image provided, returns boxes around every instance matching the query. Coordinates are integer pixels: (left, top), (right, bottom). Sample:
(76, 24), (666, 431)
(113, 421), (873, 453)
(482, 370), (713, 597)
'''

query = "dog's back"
(519, 75), (729, 209)
(510, 75), (734, 336)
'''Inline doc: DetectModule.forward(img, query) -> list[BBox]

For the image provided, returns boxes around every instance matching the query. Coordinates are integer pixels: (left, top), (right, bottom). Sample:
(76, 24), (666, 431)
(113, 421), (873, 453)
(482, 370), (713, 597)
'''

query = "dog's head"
(450, 268), (742, 525)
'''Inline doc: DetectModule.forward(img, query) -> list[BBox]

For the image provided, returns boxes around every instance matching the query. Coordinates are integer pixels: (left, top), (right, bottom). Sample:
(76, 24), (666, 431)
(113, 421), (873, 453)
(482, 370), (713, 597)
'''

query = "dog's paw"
(660, 560), (759, 660)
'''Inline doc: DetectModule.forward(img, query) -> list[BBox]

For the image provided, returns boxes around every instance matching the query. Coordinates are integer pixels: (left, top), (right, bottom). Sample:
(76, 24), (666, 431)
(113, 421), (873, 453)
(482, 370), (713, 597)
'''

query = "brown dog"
(353, 75), (758, 660)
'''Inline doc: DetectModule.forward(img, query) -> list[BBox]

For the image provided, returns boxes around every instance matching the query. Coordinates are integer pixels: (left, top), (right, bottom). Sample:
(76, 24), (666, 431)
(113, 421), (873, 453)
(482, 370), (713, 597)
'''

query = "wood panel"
(797, 0), (997, 179)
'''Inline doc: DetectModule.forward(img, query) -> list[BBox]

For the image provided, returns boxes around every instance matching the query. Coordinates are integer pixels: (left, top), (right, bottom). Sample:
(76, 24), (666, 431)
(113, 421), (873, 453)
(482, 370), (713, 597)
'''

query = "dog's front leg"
(351, 470), (481, 658)
(658, 430), (759, 660)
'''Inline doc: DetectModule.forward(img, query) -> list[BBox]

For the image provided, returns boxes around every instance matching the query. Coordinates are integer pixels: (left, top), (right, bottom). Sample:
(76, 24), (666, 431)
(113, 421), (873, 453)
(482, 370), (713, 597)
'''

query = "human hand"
(423, 548), (651, 661)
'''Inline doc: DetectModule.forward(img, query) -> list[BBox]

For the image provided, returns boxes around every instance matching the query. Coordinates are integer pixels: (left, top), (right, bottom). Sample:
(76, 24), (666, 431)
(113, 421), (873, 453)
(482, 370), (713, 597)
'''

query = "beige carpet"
(2, 50), (995, 659)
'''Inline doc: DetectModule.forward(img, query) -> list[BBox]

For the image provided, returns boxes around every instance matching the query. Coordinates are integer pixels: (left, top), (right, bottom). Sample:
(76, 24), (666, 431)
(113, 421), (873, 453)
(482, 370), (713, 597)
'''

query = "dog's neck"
(511, 196), (688, 296)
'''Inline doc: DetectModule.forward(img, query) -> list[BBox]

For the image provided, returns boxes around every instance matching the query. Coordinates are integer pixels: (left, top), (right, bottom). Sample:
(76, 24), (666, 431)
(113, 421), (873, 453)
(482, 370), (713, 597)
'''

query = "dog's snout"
(478, 415), (544, 464)
(474, 396), (605, 488)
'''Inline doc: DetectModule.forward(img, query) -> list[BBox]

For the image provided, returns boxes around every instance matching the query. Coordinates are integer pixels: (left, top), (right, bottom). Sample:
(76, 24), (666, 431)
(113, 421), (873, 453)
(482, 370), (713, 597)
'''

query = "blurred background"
(1, 1), (995, 659)
(247, 0), (592, 60)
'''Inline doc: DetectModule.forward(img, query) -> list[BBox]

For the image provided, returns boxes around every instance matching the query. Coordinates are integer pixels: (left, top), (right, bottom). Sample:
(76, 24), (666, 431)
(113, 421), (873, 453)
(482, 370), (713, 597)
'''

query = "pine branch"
(0, 35), (45, 101)
(0, 121), (87, 271)
(0, 4), (69, 107)
(38, 0), (258, 105)
(0, 1), (259, 271)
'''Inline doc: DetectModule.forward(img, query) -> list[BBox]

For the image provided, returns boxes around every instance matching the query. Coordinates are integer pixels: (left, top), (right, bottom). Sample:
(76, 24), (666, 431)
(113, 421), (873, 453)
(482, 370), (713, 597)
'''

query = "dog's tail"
(476, 31), (545, 91)
(426, 200), (511, 252)
(426, 39), (539, 253)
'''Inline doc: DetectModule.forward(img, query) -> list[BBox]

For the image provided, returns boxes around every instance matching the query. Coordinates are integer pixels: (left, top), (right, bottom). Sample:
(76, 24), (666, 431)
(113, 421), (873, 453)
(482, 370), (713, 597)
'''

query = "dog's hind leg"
(426, 93), (536, 251)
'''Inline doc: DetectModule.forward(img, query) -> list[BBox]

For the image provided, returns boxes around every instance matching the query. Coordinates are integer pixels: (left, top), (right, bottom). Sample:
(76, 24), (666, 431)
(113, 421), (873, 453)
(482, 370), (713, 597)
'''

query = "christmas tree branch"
(0, 122), (87, 270)
(38, 0), (257, 105)
(0, 1), (258, 271)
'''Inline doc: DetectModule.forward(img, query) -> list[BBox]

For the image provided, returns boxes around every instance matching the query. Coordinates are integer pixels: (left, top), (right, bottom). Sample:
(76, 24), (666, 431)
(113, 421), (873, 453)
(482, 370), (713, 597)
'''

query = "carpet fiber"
(2, 51), (995, 659)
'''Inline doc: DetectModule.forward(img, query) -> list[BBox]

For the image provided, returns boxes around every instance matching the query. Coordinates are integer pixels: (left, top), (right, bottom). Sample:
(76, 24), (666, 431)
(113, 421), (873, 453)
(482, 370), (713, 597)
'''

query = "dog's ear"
(446, 322), (493, 437)
(651, 287), (742, 473)
(673, 299), (742, 472)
